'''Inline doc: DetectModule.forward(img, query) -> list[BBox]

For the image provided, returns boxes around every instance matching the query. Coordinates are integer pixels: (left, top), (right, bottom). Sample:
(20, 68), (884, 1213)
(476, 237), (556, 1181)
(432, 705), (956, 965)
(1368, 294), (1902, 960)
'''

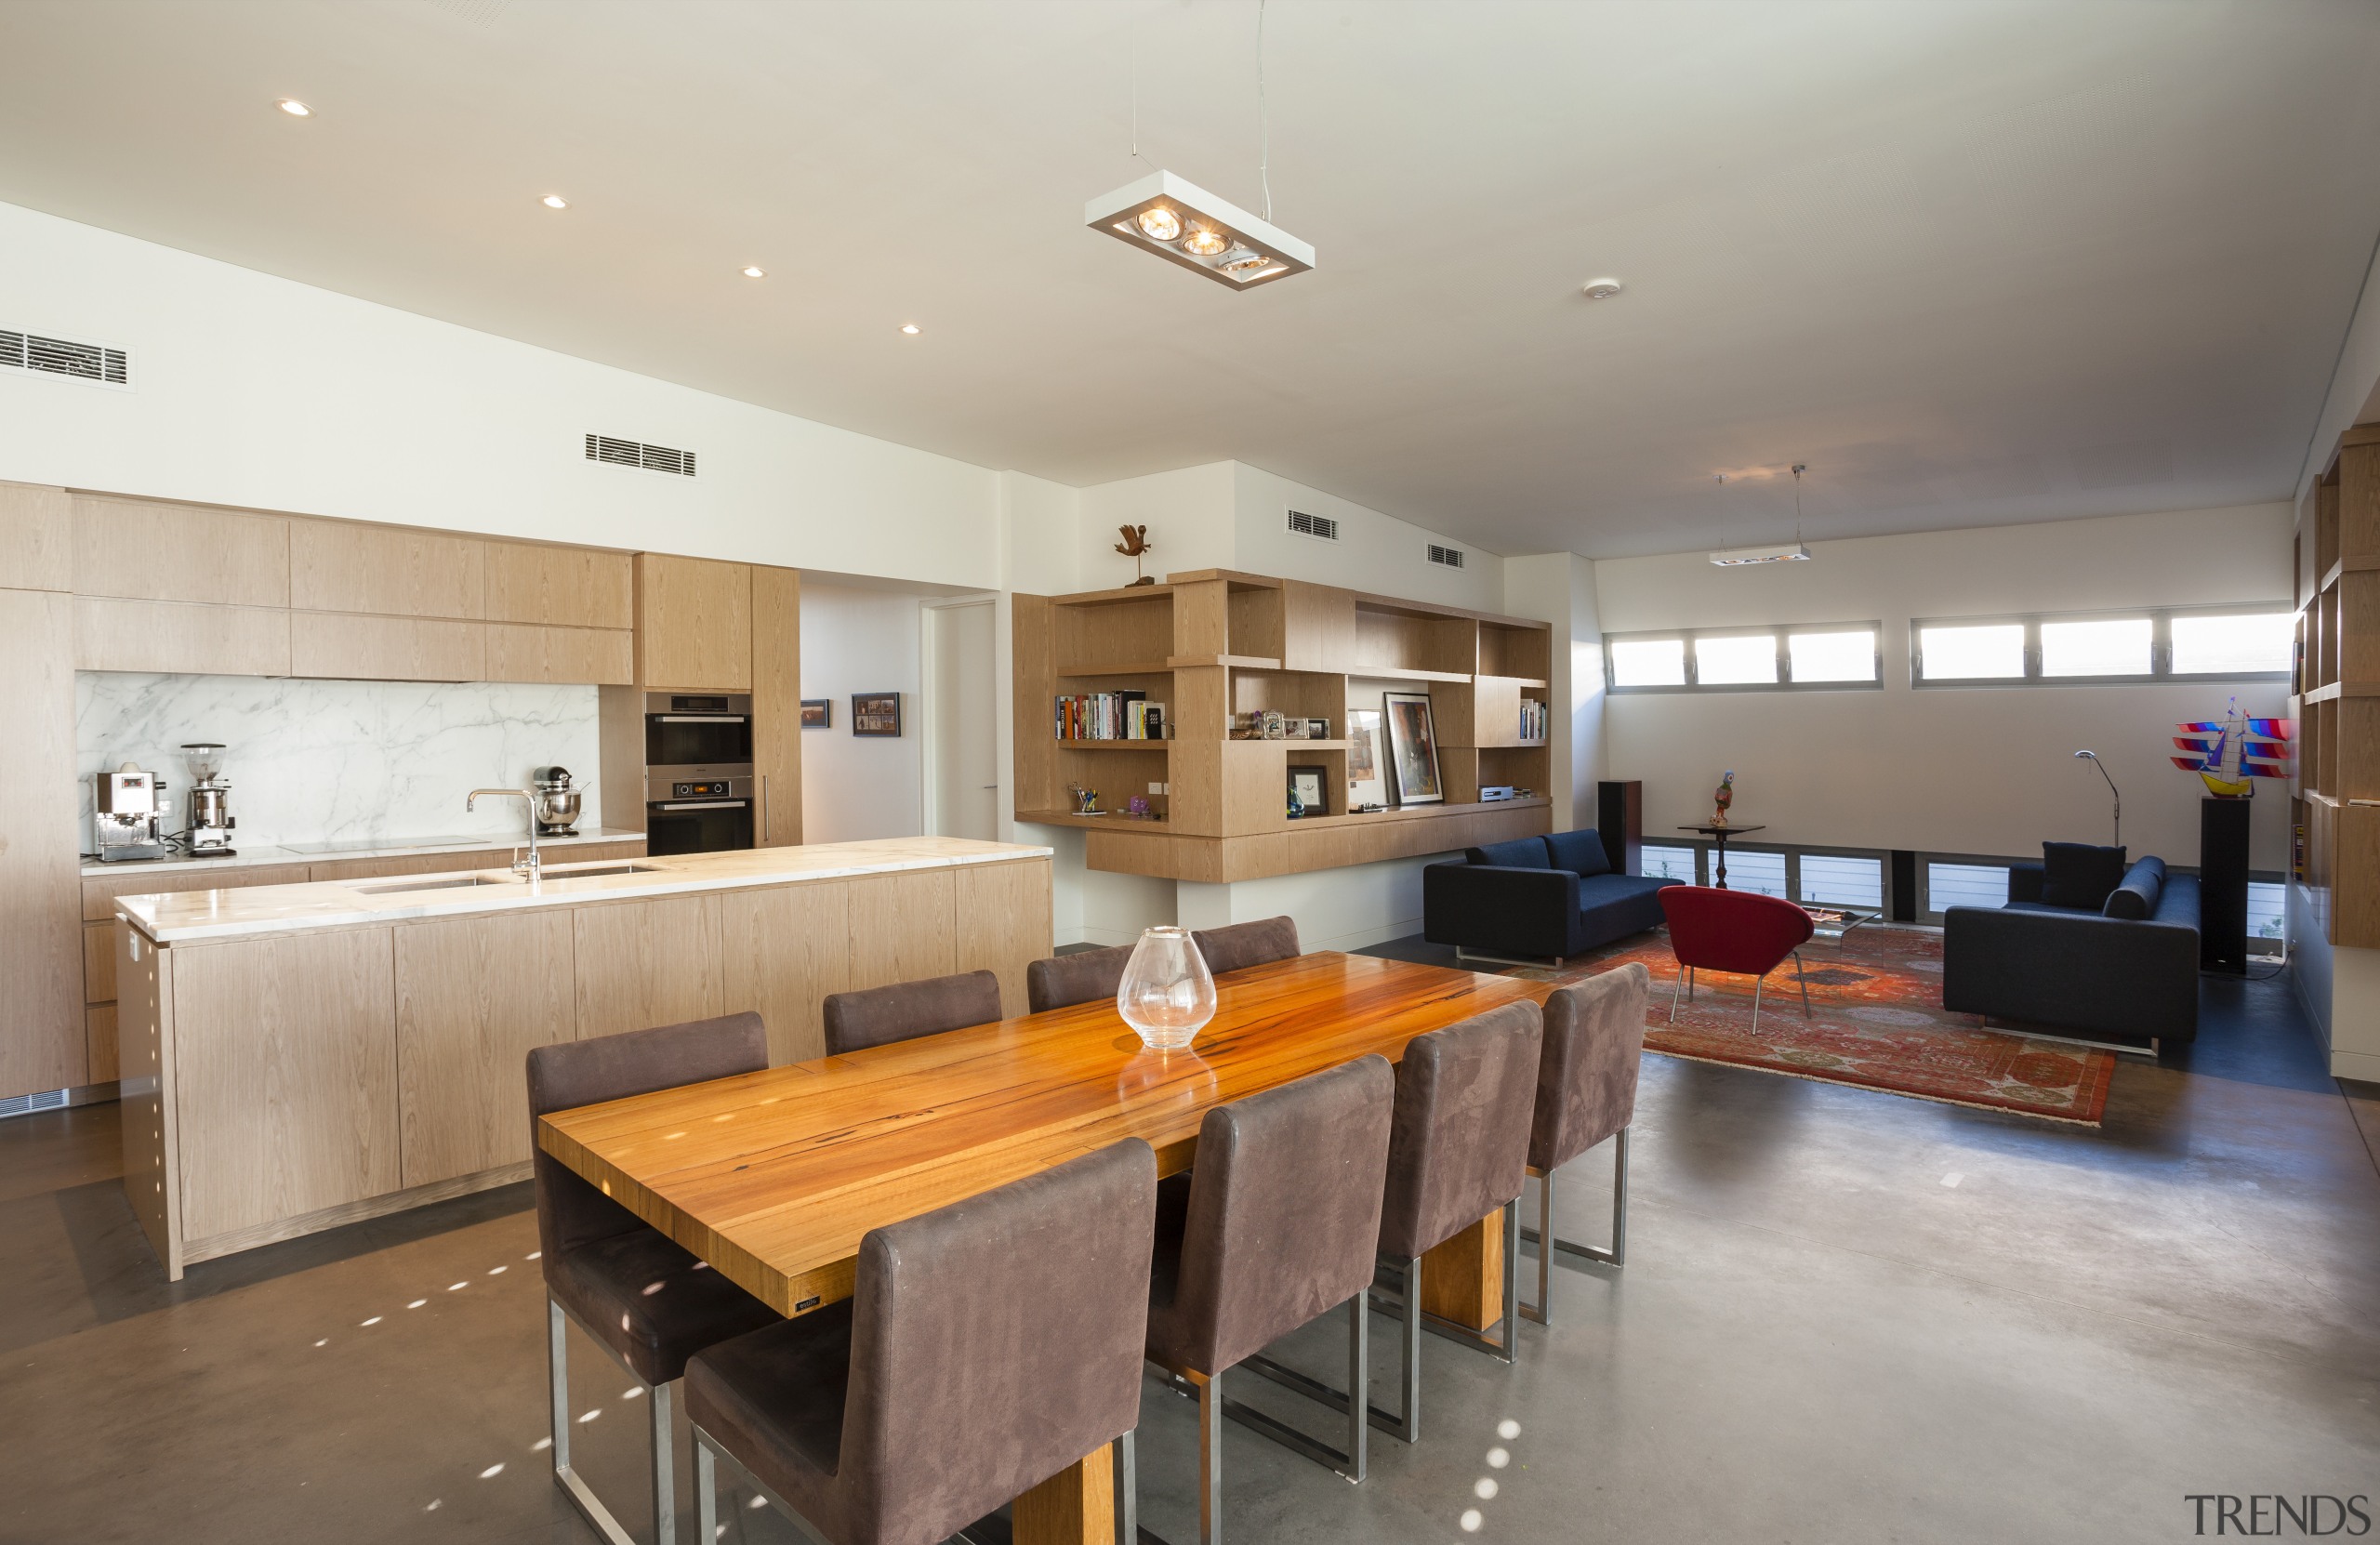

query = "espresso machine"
(93, 764), (171, 863)
(179, 742), (237, 856)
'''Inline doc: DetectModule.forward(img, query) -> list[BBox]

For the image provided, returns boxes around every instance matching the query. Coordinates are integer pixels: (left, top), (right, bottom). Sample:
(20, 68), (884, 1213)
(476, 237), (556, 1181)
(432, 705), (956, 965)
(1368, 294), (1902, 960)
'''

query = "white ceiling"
(2, 0), (2376, 558)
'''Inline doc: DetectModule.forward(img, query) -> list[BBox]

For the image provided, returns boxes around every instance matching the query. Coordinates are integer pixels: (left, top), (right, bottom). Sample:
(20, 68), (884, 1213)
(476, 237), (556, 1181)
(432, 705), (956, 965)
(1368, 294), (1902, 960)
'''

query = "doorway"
(923, 599), (998, 839)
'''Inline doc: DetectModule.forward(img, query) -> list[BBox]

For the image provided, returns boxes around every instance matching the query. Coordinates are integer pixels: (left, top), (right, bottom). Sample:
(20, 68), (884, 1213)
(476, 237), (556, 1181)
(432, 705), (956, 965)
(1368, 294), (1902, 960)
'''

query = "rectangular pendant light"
(1085, 170), (1316, 289)
(1710, 543), (1814, 566)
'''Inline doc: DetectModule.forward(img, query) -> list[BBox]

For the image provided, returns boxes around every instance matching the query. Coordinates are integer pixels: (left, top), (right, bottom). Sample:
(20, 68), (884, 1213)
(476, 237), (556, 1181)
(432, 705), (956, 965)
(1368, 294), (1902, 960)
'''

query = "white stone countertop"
(80, 827), (646, 879)
(114, 837), (1054, 944)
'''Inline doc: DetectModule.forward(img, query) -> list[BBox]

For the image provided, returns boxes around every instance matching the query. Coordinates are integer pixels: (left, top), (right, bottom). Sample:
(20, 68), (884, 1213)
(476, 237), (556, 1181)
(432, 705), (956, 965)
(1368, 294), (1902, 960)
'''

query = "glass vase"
(1115, 926), (1218, 1051)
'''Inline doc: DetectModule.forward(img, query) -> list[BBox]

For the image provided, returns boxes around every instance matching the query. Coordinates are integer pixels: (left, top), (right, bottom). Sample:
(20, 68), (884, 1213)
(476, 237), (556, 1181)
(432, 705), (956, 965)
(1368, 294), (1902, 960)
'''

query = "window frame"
(1604, 620), (1884, 694)
(1911, 602), (2293, 689)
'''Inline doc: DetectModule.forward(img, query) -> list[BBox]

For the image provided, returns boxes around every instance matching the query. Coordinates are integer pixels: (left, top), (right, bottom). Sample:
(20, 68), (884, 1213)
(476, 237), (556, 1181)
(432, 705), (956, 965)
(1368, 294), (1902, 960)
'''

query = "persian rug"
(1499, 925), (2117, 1126)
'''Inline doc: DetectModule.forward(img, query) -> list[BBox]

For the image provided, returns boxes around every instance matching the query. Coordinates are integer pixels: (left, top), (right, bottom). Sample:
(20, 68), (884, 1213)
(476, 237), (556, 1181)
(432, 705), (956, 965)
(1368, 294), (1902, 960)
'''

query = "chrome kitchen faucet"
(467, 787), (542, 881)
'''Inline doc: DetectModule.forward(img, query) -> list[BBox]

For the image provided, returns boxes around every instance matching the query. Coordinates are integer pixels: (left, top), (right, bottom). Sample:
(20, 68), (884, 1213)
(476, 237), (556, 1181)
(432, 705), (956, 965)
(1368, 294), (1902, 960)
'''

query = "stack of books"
(1055, 693), (1166, 740)
(1519, 699), (1549, 742)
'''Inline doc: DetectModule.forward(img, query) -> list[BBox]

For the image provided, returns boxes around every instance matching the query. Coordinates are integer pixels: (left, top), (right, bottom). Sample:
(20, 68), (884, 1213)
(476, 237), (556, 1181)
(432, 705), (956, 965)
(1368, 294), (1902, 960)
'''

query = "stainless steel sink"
(547, 864), (662, 879)
(358, 875), (522, 894)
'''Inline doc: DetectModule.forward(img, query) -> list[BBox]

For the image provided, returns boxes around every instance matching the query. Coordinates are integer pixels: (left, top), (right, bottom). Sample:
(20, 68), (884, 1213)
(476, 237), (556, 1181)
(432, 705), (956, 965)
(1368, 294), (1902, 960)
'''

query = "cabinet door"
(637, 554), (751, 691)
(721, 880), (850, 1064)
(75, 597), (292, 676)
(172, 927), (400, 1242)
(485, 622), (634, 685)
(846, 869), (957, 990)
(486, 540), (633, 630)
(751, 564), (802, 846)
(291, 612), (486, 681)
(290, 520), (484, 619)
(952, 861), (1051, 1020)
(1280, 582), (1356, 671)
(0, 588), (84, 1098)
(71, 495), (289, 606)
(573, 894), (725, 1040)
(395, 910), (575, 1186)
(0, 482), (72, 591)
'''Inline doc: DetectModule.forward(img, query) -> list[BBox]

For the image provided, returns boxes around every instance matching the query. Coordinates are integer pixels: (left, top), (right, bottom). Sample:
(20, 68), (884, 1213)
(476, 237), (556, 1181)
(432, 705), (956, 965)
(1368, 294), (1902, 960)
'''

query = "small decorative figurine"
(1712, 770), (1735, 827)
(1127, 795), (1152, 819)
(1069, 783), (1103, 814)
(1115, 524), (1157, 587)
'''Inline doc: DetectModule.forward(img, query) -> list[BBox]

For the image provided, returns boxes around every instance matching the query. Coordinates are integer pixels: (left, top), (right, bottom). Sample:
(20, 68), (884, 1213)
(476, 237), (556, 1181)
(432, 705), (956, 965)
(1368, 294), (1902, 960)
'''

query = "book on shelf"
(1053, 692), (1167, 741)
(1518, 699), (1548, 742)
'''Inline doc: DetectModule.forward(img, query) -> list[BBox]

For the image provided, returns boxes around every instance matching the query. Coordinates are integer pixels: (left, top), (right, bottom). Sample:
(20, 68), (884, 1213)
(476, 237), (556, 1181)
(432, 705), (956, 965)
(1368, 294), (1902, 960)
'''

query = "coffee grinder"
(180, 742), (237, 856)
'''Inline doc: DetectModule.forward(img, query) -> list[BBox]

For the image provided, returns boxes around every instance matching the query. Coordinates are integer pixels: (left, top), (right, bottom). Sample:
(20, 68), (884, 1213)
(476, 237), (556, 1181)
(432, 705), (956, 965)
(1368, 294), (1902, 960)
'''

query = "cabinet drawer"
(291, 612), (485, 681)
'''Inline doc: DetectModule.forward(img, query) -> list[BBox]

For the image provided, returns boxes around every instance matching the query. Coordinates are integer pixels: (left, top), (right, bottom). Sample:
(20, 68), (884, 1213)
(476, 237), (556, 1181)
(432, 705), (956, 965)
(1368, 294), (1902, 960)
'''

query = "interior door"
(928, 601), (998, 840)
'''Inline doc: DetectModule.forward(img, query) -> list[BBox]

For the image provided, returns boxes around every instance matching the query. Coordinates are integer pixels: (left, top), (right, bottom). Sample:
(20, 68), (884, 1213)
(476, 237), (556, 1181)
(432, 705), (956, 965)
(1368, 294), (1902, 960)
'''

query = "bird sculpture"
(1712, 770), (1736, 827)
(1115, 524), (1156, 586)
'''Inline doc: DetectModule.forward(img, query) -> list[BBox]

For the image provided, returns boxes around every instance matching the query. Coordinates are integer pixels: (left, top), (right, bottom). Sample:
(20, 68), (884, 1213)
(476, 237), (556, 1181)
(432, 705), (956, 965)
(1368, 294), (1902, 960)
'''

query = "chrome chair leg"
(1520, 1127), (1631, 1294)
(693, 1424), (835, 1545)
(1198, 1373), (1223, 1545)
(1114, 1428), (1142, 1544)
(694, 1437), (715, 1545)
(1669, 969), (1683, 1023)
(1795, 948), (1811, 1017)
(1235, 1289), (1371, 1481)
(1520, 1169), (1556, 1325)
(548, 1294), (673, 1545)
(649, 1380), (674, 1545)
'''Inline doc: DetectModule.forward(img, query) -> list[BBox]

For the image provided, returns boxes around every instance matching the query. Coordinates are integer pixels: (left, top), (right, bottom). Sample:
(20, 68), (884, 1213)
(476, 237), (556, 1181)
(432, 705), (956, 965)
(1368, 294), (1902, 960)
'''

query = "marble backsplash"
(76, 673), (602, 850)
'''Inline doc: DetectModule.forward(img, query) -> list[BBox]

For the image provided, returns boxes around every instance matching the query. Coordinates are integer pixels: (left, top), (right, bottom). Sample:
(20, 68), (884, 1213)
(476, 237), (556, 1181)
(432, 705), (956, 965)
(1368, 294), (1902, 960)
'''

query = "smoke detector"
(1581, 278), (1624, 299)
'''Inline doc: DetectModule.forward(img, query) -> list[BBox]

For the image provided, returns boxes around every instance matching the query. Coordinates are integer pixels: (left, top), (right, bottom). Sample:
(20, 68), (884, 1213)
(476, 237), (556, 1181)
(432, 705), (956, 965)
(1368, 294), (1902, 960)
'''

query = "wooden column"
(1012, 1443), (1116, 1545)
(1418, 1210), (1503, 1331)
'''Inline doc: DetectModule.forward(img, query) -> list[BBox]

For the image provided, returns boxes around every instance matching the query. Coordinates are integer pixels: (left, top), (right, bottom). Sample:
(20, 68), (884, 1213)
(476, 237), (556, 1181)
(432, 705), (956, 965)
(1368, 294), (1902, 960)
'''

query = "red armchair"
(1656, 885), (1815, 1030)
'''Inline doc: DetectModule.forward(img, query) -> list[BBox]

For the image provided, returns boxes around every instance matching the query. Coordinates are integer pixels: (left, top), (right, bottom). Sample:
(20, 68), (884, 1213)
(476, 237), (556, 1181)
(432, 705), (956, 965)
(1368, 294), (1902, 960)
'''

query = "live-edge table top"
(538, 951), (1553, 1318)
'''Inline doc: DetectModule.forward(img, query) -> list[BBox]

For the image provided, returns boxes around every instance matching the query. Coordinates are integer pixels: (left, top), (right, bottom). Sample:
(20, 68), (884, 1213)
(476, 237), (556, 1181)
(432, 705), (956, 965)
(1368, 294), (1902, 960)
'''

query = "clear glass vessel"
(1115, 926), (1218, 1051)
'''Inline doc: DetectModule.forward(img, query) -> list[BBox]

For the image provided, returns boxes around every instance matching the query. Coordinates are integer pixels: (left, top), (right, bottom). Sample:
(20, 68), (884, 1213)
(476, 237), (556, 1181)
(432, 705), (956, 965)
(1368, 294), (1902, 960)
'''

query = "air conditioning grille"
(586, 432), (697, 477)
(1287, 508), (1339, 542)
(1, 327), (130, 387)
(1427, 544), (1465, 569)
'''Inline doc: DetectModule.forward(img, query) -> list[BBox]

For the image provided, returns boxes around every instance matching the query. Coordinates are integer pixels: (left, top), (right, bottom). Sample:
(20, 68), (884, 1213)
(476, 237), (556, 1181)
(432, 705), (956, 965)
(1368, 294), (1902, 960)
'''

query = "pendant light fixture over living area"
(1084, 0), (1316, 289)
(1710, 463), (1816, 565)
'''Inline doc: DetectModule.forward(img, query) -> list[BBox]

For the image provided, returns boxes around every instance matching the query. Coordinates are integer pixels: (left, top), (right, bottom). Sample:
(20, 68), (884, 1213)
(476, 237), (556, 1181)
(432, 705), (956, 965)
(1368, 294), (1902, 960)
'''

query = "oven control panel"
(670, 780), (735, 799)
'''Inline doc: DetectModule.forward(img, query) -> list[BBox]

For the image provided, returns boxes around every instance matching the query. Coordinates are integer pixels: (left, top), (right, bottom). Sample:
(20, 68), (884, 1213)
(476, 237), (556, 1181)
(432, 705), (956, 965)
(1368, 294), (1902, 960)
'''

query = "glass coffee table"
(1799, 905), (1879, 943)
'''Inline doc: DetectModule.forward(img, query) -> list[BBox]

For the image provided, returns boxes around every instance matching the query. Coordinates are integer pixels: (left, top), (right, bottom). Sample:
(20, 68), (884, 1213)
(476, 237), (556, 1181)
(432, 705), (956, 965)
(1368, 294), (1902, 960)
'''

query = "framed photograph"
(1288, 763), (1329, 819)
(800, 699), (831, 729)
(1382, 691), (1444, 805)
(1346, 707), (1386, 808)
(851, 693), (904, 737)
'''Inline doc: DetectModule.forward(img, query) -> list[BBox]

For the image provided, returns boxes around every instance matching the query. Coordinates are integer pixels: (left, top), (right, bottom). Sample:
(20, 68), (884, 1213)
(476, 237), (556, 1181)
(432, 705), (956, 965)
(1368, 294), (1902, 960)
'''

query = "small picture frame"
(1382, 690), (1444, 805)
(1288, 763), (1329, 819)
(1304, 718), (1329, 739)
(851, 693), (904, 737)
(1345, 707), (1386, 808)
(800, 699), (831, 729)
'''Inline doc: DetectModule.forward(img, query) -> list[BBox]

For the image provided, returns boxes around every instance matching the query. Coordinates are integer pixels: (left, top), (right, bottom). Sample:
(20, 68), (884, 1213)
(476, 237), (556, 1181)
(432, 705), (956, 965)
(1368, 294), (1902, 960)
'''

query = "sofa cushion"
(1543, 829), (1613, 878)
(2042, 842), (2127, 910)
(1468, 837), (1553, 868)
(2101, 856), (2167, 920)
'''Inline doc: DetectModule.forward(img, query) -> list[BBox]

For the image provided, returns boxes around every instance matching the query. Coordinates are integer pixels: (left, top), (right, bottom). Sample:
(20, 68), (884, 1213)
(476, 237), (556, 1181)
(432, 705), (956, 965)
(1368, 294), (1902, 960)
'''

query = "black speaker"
(1597, 781), (1642, 875)
(1890, 851), (1918, 922)
(2200, 797), (2251, 974)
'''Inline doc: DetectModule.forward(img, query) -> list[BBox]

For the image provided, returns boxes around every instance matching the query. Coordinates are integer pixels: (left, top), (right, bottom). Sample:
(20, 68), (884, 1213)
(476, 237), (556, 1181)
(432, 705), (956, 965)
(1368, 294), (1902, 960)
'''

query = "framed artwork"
(1382, 691), (1444, 805)
(1345, 708), (1386, 808)
(1288, 763), (1329, 819)
(851, 693), (904, 737)
(800, 699), (831, 729)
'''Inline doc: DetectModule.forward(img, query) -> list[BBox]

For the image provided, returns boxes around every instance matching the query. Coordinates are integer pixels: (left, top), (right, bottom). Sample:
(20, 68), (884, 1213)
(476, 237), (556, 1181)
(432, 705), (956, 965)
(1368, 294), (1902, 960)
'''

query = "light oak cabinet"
(395, 910), (576, 1187)
(291, 611), (486, 681)
(752, 564), (802, 846)
(0, 482), (73, 592)
(953, 860), (1053, 1018)
(573, 893), (726, 1039)
(486, 622), (634, 686)
(71, 495), (289, 607)
(486, 540), (633, 630)
(290, 520), (484, 619)
(170, 927), (401, 1245)
(638, 554), (752, 691)
(847, 869), (958, 986)
(0, 587), (84, 1099)
(721, 880), (853, 1065)
(75, 596), (292, 675)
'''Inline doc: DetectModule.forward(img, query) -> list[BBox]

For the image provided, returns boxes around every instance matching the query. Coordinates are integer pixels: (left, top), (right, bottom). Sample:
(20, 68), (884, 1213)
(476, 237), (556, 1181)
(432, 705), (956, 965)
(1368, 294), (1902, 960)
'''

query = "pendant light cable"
(1257, 0), (1272, 218)
(1792, 462), (1806, 546)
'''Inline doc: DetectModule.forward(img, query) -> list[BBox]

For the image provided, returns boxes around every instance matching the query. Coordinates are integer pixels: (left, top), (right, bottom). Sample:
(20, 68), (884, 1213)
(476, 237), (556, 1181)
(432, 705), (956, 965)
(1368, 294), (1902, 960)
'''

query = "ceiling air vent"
(1426, 543), (1466, 570)
(585, 432), (697, 478)
(1, 327), (131, 390)
(1287, 508), (1339, 542)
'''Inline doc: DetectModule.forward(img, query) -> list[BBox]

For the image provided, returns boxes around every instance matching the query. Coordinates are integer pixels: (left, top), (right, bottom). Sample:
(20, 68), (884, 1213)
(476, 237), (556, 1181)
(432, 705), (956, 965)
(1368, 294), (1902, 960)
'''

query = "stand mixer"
(179, 742), (237, 856)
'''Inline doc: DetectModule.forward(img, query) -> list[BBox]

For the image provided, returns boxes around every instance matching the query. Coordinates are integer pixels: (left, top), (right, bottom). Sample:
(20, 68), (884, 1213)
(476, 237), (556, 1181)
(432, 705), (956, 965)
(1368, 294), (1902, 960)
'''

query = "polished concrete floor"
(4, 945), (2375, 1544)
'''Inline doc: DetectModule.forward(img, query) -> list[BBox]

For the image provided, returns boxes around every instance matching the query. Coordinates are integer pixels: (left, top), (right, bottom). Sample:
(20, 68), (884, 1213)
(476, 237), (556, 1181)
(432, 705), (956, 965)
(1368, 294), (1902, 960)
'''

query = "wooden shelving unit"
(2294, 422), (2380, 948)
(1013, 570), (1554, 882)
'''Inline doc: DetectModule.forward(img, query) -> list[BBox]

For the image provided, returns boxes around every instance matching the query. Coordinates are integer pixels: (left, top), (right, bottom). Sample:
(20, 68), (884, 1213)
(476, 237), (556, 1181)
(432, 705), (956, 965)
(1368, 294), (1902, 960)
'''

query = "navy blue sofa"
(1422, 828), (1670, 963)
(1941, 854), (2200, 1045)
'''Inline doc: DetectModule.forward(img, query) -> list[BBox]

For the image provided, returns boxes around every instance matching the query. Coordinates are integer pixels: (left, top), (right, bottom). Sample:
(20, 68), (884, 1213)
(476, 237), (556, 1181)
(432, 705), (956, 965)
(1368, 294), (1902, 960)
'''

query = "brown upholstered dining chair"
(1517, 965), (1648, 1325)
(1281, 1000), (1541, 1446)
(1141, 1056), (1395, 1543)
(527, 1012), (784, 1545)
(822, 969), (1002, 1055)
(1187, 915), (1301, 976)
(686, 1140), (1157, 1545)
(1025, 943), (1134, 1013)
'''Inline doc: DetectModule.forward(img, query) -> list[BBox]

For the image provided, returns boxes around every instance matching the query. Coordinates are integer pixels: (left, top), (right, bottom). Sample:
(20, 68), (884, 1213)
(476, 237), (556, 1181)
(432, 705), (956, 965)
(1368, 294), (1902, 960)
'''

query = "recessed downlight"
(277, 99), (311, 117)
(1581, 277), (1624, 299)
(541, 194), (569, 210)
(741, 266), (765, 279)
(900, 324), (920, 335)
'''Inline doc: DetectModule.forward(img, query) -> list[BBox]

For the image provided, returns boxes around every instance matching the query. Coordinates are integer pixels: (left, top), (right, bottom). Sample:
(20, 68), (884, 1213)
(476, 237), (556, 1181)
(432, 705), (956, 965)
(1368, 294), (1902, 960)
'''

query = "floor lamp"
(2074, 749), (2120, 848)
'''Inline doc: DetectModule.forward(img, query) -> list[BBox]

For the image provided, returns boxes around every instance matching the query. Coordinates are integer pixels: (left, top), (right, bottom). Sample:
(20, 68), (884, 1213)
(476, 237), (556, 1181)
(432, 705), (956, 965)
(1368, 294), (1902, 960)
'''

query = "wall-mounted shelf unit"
(1013, 569), (1554, 882)
(2294, 422), (2380, 949)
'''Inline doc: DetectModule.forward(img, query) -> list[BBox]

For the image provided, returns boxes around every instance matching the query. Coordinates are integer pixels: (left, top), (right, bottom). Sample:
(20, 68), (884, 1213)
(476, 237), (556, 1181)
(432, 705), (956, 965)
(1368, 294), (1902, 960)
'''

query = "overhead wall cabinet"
(1012, 569), (1554, 882)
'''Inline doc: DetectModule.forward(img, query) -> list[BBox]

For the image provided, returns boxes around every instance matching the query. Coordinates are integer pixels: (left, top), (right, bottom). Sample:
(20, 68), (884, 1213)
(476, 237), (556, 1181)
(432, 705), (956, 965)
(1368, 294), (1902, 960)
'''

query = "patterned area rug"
(1499, 926), (2117, 1126)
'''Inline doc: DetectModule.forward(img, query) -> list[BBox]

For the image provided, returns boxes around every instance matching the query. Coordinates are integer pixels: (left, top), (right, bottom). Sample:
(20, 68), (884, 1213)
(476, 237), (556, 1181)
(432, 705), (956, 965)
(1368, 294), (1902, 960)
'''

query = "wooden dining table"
(538, 950), (1554, 1545)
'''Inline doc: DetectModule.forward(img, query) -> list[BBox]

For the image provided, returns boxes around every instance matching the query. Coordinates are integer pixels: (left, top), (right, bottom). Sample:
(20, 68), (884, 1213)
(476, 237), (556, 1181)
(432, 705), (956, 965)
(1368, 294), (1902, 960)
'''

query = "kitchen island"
(112, 836), (1053, 1279)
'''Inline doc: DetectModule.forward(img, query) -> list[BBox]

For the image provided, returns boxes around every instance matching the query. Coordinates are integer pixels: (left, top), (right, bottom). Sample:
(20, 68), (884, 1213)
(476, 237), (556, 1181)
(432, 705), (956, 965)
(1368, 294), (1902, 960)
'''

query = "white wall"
(1233, 464), (1505, 613)
(1595, 503), (2295, 868)
(0, 201), (1003, 589)
(1502, 552), (1605, 829)
(797, 583), (924, 844)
